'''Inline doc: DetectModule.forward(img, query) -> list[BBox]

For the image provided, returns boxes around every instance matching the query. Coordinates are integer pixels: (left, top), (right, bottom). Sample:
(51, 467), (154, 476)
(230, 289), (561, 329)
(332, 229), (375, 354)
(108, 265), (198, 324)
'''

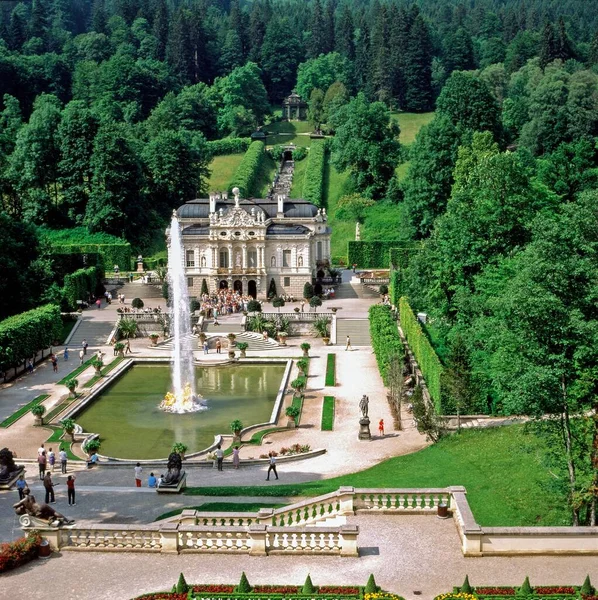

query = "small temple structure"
(282, 91), (307, 120)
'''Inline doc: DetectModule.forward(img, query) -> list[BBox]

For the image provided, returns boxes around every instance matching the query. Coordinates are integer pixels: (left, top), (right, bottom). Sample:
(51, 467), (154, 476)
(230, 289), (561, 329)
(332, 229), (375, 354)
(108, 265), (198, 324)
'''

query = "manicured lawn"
(83, 356), (125, 387)
(268, 121), (314, 135)
(267, 133), (313, 147)
(325, 354), (336, 386)
(324, 161), (354, 262)
(56, 358), (94, 385)
(291, 394), (304, 426)
(154, 502), (285, 521)
(206, 153), (244, 192)
(321, 396), (335, 431)
(251, 153), (278, 197)
(289, 156), (308, 198)
(391, 112), (435, 146)
(185, 424), (572, 527)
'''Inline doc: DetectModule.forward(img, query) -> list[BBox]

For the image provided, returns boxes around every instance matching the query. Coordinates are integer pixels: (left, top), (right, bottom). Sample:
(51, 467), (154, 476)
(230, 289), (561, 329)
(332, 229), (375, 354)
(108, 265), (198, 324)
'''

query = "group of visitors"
(118, 306), (162, 314)
(198, 290), (250, 319)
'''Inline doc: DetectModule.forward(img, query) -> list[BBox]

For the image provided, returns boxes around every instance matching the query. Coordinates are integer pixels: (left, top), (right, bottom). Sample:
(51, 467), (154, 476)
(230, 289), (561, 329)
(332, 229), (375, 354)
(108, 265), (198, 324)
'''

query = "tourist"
(38, 451), (47, 480)
(27, 358), (34, 374)
(345, 335), (352, 351)
(37, 443), (45, 456)
(215, 339), (221, 354)
(215, 445), (224, 471)
(67, 475), (76, 505)
(87, 452), (99, 468)
(125, 339), (131, 354)
(48, 447), (55, 471)
(16, 474), (27, 500)
(148, 473), (157, 488)
(379, 419), (385, 436)
(232, 446), (240, 469)
(44, 472), (56, 504)
(134, 462), (143, 487)
(203, 341), (209, 354)
(79, 349), (84, 365)
(266, 452), (278, 481)
(213, 316), (219, 326)
(59, 448), (68, 474)
(300, 300), (305, 312)
(51, 353), (58, 372)
(64, 347), (69, 361)
(158, 474), (164, 487)
(82, 339), (88, 356)
(96, 298), (101, 309)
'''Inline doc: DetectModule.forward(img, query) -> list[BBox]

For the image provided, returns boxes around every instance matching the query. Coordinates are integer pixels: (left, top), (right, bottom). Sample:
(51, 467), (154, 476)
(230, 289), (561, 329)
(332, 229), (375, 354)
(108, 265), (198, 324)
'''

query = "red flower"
(475, 588), (515, 595)
(253, 586), (300, 594)
(192, 585), (235, 593)
(318, 587), (360, 595)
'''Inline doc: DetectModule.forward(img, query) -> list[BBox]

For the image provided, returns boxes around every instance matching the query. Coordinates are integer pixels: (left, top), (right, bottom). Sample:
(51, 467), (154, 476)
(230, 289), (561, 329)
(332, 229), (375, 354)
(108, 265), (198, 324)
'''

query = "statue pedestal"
(157, 471), (187, 494)
(0, 465), (24, 490)
(358, 417), (372, 441)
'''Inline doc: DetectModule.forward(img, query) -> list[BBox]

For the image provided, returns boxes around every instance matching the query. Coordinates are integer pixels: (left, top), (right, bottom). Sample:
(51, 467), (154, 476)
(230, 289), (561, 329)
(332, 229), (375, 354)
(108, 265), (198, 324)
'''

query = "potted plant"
(278, 331), (288, 345)
(297, 358), (308, 376)
(83, 438), (101, 457)
(236, 342), (248, 358)
(272, 296), (285, 313)
(32, 404), (46, 426)
(172, 442), (188, 460)
(91, 356), (103, 376)
(149, 333), (159, 346)
(61, 417), (76, 441)
(293, 307), (300, 313)
(330, 307), (338, 314)
(230, 419), (244, 442)
(300, 342), (311, 357)
(291, 376), (307, 394)
(285, 405), (300, 428)
(309, 296), (322, 312)
(65, 378), (78, 398)
(114, 342), (125, 357)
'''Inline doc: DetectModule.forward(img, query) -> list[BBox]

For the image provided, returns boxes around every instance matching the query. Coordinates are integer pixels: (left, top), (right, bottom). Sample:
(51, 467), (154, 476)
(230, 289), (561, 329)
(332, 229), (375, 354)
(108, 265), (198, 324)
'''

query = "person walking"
(232, 446), (240, 469)
(266, 452), (278, 481)
(82, 339), (88, 356)
(48, 447), (55, 471)
(64, 348), (69, 361)
(59, 448), (68, 474)
(215, 445), (224, 471)
(43, 472), (56, 504)
(38, 451), (47, 480)
(27, 358), (34, 374)
(203, 341), (209, 355)
(125, 339), (131, 354)
(66, 475), (76, 505)
(51, 354), (58, 372)
(378, 419), (385, 436)
(345, 335), (352, 351)
(37, 443), (45, 456)
(79, 349), (84, 365)
(16, 474), (27, 500)
(216, 339), (221, 354)
(134, 462), (143, 487)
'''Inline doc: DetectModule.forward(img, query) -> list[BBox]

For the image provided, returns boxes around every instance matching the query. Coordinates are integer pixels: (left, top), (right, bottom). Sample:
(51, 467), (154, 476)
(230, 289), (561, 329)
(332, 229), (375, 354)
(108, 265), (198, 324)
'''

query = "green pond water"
(76, 363), (286, 459)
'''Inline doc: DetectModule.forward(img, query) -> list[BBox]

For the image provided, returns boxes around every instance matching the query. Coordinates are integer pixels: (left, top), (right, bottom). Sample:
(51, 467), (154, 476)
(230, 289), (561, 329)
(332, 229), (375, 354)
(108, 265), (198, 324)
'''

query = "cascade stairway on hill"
(113, 281), (164, 300)
(333, 282), (379, 300)
(336, 318), (371, 346)
(66, 317), (115, 350)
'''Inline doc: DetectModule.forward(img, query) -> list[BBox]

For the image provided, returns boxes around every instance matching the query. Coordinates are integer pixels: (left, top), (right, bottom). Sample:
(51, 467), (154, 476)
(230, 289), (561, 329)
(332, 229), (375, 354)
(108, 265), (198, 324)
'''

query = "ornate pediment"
(218, 206), (256, 227)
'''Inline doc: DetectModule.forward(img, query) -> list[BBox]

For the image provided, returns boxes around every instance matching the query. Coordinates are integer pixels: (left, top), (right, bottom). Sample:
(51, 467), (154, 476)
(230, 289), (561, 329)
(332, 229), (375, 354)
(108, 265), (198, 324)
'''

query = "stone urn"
(278, 332), (288, 346)
(322, 336), (330, 345)
(149, 334), (159, 347)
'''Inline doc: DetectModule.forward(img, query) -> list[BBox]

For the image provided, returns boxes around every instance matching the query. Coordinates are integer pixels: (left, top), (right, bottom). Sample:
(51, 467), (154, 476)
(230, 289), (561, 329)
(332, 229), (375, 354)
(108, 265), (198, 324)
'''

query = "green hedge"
(62, 267), (99, 311)
(302, 140), (327, 206)
(0, 394), (50, 428)
(369, 304), (404, 385)
(389, 268), (401, 307)
(228, 140), (266, 196)
(399, 297), (443, 410)
(207, 137), (251, 156)
(348, 241), (400, 269)
(321, 396), (335, 431)
(41, 227), (131, 271)
(325, 353), (336, 386)
(0, 304), (62, 371)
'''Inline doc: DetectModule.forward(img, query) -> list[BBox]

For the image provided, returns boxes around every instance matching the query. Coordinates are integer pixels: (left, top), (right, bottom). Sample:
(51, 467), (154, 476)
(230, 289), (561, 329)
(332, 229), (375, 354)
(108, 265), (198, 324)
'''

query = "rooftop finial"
(232, 187), (240, 208)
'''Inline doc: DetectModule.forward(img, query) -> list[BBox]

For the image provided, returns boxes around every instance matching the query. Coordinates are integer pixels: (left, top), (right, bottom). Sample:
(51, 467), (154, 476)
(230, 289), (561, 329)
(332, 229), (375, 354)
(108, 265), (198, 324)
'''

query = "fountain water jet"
(160, 211), (204, 413)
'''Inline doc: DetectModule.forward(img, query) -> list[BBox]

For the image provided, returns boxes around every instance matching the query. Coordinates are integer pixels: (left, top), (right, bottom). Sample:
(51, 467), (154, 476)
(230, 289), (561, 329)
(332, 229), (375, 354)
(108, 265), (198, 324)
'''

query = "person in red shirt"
(67, 475), (76, 505)
(378, 419), (385, 436)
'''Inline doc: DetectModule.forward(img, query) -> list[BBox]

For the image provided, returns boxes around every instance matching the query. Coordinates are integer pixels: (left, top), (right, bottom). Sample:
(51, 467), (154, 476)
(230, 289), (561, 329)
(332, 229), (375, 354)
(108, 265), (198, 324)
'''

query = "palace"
(174, 187), (331, 299)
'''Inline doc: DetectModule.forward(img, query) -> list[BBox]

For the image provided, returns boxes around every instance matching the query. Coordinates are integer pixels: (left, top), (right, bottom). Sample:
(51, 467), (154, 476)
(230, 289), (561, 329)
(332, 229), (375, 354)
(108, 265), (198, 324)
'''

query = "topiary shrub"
(268, 278), (277, 299)
(303, 281), (314, 299)
(365, 574), (378, 593)
(302, 574), (316, 595)
(461, 575), (472, 594)
(190, 299), (200, 312)
(131, 298), (144, 309)
(176, 573), (188, 593)
(272, 296), (285, 312)
(517, 577), (532, 596)
(293, 146), (307, 161)
(379, 284), (389, 295)
(581, 576), (594, 596)
(201, 278), (209, 296)
(247, 299), (261, 313)
(309, 296), (322, 311)
(236, 572), (251, 593)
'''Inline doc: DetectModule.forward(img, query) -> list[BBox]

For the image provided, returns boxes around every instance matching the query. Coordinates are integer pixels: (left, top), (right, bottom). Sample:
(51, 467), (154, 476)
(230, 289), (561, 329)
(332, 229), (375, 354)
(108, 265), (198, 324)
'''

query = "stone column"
(242, 244), (247, 269)
(292, 245), (297, 270)
(340, 524), (359, 556)
(159, 523), (179, 554)
(337, 486), (355, 515)
(249, 524), (268, 555)
(194, 247), (200, 270)
(227, 245), (233, 271)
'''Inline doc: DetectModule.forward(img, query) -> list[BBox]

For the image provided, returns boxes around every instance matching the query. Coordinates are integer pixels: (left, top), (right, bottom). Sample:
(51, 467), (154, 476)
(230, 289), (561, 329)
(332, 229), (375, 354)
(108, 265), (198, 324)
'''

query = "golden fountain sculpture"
(160, 383), (203, 413)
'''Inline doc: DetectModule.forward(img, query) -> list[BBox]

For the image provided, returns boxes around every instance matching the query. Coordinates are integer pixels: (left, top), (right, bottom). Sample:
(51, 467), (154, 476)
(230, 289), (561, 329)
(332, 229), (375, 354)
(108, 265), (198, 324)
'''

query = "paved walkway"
(3, 515), (596, 600)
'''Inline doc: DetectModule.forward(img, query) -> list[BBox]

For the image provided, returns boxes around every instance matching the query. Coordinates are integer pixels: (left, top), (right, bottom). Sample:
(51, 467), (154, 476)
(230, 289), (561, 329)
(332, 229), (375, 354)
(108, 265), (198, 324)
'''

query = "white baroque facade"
(174, 188), (331, 299)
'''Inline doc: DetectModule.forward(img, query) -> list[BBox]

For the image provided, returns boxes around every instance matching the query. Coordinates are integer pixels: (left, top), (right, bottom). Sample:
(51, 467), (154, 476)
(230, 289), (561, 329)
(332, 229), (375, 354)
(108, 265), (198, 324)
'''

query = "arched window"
(248, 250), (257, 267)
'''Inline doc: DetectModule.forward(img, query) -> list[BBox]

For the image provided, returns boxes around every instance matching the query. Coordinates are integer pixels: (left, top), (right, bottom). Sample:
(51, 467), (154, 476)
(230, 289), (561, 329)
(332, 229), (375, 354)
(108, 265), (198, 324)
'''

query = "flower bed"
(259, 443), (311, 459)
(0, 532), (42, 573)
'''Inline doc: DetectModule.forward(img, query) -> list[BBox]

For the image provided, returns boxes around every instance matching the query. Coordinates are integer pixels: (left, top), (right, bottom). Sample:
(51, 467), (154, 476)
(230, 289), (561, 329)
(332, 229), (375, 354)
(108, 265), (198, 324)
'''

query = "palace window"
(186, 250), (195, 268)
(283, 250), (291, 267)
(317, 241), (322, 260)
(284, 277), (290, 287)
(187, 277), (193, 287)
(219, 250), (229, 268)
(248, 250), (257, 267)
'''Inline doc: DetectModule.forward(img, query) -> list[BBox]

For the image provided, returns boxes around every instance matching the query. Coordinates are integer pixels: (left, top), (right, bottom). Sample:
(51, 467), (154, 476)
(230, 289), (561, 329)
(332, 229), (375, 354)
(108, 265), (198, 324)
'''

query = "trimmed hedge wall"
(0, 304), (62, 371)
(62, 267), (99, 311)
(302, 140), (327, 207)
(348, 241), (399, 269)
(399, 297), (443, 410)
(207, 137), (251, 156)
(389, 268), (401, 307)
(228, 140), (266, 196)
(369, 304), (404, 385)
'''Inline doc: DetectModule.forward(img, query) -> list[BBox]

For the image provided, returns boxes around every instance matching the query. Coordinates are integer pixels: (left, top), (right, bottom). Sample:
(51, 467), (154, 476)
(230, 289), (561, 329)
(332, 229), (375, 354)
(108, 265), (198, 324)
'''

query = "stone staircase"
(203, 322), (244, 334)
(111, 281), (164, 300)
(66, 316), (115, 350)
(336, 318), (371, 346)
(333, 282), (378, 300)
(155, 332), (280, 353)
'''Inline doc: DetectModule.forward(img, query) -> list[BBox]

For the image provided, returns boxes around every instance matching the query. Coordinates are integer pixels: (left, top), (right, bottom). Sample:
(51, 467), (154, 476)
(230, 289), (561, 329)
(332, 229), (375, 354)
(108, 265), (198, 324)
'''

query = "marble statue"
(13, 488), (74, 525)
(359, 395), (369, 418)
(0, 447), (23, 485)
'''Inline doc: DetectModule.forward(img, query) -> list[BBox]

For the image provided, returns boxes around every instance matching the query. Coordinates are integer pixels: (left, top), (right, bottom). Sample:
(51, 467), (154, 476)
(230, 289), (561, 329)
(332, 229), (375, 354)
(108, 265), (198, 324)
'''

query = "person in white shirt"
(37, 444), (45, 456)
(59, 449), (68, 474)
(134, 463), (143, 487)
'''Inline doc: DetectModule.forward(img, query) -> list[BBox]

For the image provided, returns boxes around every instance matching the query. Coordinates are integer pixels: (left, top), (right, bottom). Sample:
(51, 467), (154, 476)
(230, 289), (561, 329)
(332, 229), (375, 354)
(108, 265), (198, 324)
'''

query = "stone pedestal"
(0, 465), (25, 490)
(157, 471), (186, 494)
(358, 417), (371, 440)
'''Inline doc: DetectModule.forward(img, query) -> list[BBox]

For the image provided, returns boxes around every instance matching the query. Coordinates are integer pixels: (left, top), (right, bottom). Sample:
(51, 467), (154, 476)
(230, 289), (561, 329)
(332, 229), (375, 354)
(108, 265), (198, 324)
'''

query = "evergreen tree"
(402, 14), (433, 111)
(370, 5), (393, 104)
(324, 0), (335, 55)
(152, 0), (168, 60)
(388, 7), (411, 107)
(229, 0), (248, 59)
(308, 0), (327, 59)
(248, 0), (270, 63)
(539, 22), (557, 68)
(555, 17), (575, 62)
(354, 14), (372, 100)
(8, 4), (28, 51)
(590, 30), (598, 66)
(221, 29), (244, 72)
(445, 27), (476, 73)
(167, 8), (195, 84)
(91, 0), (107, 33)
(444, 335), (477, 428)
(335, 5), (354, 62)
(29, 0), (49, 43)
(0, 95), (23, 157)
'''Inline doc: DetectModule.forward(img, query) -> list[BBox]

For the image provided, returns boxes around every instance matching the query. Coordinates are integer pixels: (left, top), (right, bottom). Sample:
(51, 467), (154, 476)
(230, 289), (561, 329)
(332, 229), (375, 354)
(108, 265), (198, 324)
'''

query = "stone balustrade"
(354, 488), (451, 513)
